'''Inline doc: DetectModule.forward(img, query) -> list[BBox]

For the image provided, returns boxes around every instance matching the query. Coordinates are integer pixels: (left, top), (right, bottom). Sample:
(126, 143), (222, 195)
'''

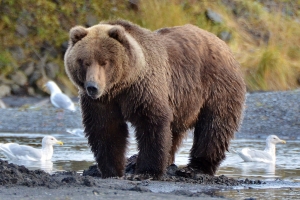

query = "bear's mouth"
(87, 93), (101, 100)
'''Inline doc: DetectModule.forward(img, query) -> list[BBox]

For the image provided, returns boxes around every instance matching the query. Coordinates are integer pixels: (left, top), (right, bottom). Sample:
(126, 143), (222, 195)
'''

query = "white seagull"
(0, 136), (63, 161)
(237, 135), (286, 163)
(45, 81), (76, 112)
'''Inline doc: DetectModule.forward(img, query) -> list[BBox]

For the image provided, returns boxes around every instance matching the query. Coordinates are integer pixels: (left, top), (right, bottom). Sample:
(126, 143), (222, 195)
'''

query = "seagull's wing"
(237, 148), (273, 163)
(66, 128), (85, 137)
(0, 143), (19, 159)
(0, 143), (42, 161)
(17, 145), (42, 161)
(51, 93), (75, 111)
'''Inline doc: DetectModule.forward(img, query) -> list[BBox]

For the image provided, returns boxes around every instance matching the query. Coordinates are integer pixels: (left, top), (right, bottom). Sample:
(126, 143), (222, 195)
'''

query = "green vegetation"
(0, 0), (299, 95)
(0, 51), (15, 76)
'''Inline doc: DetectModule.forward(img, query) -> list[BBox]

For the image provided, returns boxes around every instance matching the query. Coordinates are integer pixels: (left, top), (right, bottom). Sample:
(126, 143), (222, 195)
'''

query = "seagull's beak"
(56, 140), (64, 145)
(280, 140), (286, 144)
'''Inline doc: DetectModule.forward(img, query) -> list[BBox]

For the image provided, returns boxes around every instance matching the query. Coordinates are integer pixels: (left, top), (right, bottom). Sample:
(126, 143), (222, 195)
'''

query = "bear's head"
(64, 23), (146, 100)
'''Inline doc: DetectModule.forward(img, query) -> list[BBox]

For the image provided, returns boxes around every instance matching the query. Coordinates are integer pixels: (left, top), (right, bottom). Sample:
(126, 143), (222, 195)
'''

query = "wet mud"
(83, 155), (264, 186)
(0, 157), (268, 200)
(0, 155), (264, 190)
(0, 159), (95, 188)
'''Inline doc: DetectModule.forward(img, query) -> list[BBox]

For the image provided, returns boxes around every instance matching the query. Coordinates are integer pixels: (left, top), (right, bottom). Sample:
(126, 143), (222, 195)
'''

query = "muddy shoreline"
(0, 89), (300, 199)
(0, 159), (264, 200)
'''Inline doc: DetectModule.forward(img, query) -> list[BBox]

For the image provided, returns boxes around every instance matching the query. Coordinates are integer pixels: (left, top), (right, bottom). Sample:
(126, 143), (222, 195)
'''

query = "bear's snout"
(85, 81), (100, 99)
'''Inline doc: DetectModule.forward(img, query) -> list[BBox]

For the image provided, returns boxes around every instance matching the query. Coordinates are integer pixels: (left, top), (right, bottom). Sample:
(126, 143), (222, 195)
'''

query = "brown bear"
(64, 19), (246, 179)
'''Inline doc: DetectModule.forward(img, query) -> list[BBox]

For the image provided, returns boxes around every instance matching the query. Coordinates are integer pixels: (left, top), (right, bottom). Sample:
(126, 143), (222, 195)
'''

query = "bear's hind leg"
(188, 106), (236, 175)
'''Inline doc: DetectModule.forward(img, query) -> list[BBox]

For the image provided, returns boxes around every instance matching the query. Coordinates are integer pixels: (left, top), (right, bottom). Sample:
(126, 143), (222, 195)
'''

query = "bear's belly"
(171, 106), (201, 133)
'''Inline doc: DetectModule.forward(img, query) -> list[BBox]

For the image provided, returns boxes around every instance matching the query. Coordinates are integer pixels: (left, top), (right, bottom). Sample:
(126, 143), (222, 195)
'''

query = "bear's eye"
(99, 61), (108, 66)
(78, 59), (90, 68)
(78, 59), (84, 67)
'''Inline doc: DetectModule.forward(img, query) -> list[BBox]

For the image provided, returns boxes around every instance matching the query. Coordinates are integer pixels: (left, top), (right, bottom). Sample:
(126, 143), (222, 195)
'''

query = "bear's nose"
(85, 81), (99, 96)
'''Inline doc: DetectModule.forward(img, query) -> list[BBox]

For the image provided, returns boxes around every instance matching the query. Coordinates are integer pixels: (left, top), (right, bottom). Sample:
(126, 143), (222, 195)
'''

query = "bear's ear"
(108, 26), (126, 44)
(69, 26), (88, 44)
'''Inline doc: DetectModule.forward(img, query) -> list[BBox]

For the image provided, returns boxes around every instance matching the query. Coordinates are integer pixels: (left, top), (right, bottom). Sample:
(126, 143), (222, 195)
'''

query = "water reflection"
(217, 187), (300, 200)
(241, 162), (275, 177)
(218, 162), (276, 180)
(54, 160), (95, 173)
(11, 160), (54, 173)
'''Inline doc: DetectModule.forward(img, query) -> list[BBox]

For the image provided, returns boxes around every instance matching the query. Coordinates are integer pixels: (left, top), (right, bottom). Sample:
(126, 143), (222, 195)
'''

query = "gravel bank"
(237, 90), (300, 139)
(1, 89), (299, 138)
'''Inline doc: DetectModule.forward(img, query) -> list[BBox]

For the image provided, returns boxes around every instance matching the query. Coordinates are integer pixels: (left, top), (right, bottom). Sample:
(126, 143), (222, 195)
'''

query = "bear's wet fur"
(64, 20), (246, 179)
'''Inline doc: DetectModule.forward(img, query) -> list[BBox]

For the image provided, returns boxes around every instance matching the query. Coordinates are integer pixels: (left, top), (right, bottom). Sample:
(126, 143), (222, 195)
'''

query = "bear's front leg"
(134, 108), (173, 179)
(80, 94), (128, 178)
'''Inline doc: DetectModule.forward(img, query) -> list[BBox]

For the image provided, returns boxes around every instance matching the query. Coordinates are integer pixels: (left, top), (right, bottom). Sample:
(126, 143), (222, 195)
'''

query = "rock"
(86, 15), (98, 27)
(218, 31), (232, 41)
(11, 84), (20, 94)
(29, 71), (42, 85)
(61, 177), (78, 184)
(27, 87), (35, 96)
(9, 46), (25, 61)
(125, 154), (138, 174)
(0, 84), (11, 98)
(20, 62), (35, 76)
(45, 62), (59, 79)
(205, 9), (223, 24)
(128, 0), (139, 11)
(61, 41), (69, 57)
(15, 24), (29, 37)
(40, 42), (58, 58)
(82, 176), (96, 187)
(0, 75), (14, 85)
(166, 164), (178, 176)
(82, 165), (102, 177)
(11, 84), (28, 96)
(10, 70), (27, 86)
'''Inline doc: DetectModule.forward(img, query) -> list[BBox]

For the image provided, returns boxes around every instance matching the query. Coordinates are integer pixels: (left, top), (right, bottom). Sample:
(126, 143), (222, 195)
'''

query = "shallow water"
(0, 130), (300, 199)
